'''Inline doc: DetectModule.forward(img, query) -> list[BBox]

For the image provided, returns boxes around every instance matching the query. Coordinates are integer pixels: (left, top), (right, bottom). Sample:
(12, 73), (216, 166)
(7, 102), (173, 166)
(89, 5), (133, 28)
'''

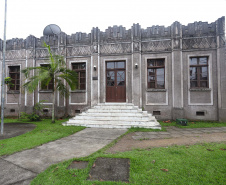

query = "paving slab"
(1, 128), (127, 185)
(0, 159), (36, 185)
(88, 158), (130, 182)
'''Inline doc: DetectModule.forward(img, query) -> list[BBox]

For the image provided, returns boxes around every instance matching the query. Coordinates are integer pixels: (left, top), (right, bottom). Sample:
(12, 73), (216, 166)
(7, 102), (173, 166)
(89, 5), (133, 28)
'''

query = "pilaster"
(131, 24), (142, 107)
(171, 22), (184, 119)
(216, 17), (226, 121)
(91, 27), (100, 106)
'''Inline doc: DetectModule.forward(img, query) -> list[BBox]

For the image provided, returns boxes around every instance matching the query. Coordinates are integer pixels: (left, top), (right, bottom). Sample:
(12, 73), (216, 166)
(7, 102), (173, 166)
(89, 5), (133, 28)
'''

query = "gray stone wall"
(0, 17), (225, 121)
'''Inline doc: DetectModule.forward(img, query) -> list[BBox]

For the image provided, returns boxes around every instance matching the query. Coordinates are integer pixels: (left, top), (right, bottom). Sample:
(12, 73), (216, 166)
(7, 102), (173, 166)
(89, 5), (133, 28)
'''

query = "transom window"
(190, 57), (208, 88)
(8, 66), (20, 91)
(40, 64), (53, 90)
(106, 61), (125, 69)
(147, 59), (165, 89)
(72, 63), (86, 90)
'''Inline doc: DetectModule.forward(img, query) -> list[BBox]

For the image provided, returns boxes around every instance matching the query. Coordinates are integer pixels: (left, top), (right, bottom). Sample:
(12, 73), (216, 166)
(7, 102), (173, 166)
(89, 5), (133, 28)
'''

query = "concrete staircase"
(63, 103), (161, 129)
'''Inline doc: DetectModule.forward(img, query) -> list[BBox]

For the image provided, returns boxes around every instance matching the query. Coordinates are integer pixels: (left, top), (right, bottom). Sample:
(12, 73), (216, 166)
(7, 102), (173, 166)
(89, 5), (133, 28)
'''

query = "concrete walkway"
(0, 128), (127, 185)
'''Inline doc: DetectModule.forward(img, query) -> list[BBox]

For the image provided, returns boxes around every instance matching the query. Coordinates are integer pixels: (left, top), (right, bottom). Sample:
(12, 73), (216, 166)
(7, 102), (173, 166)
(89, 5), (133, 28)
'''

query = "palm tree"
(22, 42), (78, 123)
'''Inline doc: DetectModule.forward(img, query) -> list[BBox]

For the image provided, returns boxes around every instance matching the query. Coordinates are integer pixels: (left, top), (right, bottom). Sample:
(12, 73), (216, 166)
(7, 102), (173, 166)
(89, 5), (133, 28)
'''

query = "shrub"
(20, 101), (46, 121)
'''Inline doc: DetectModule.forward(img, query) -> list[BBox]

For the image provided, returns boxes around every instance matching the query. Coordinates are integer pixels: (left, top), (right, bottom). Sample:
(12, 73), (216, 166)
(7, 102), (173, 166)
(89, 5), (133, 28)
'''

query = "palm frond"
(23, 42), (78, 100)
(56, 80), (69, 97)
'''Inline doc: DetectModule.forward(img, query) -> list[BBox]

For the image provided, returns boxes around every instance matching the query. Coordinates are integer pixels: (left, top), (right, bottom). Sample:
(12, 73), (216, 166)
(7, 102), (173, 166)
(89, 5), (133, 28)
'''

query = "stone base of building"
(219, 108), (226, 122)
(172, 108), (184, 120)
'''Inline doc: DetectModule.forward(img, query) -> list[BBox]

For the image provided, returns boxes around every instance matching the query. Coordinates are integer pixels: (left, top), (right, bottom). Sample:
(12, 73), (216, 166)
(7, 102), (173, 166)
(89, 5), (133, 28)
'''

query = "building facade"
(0, 17), (225, 121)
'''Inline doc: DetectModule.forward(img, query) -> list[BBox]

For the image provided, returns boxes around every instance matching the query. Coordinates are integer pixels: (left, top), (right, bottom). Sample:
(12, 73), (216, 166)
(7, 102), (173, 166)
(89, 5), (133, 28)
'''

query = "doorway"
(106, 61), (126, 102)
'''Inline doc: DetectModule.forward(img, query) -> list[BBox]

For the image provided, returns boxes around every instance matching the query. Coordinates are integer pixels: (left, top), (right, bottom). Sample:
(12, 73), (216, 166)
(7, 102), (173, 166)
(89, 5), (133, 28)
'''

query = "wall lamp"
(135, 63), (138, 69)
(94, 65), (97, 71)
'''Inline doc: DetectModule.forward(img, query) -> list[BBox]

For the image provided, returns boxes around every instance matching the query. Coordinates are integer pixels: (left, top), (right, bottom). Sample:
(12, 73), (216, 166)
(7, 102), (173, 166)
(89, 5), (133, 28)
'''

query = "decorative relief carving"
(219, 35), (225, 47)
(100, 43), (131, 54)
(5, 49), (26, 60)
(58, 47), (66, 56)
(133, 42), (140, 52)
(141, 40), (171, 52)
(182, 37), (216, 50)
(35, 49), (49, 58)
(27, 49), (34, 59)
(35, 48), (58, 58)
(92, 44), (98, 53)
(173, 39), (180, 50)
(66, 46), (91, 56)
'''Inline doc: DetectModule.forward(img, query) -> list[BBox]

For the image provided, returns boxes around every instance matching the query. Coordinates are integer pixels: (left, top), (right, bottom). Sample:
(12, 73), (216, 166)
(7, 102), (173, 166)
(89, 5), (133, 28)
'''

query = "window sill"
(70, 90), (86, 93)
(189, 88), (211, 92)
(146, 89), (167, 92)
(39, 90), (53, 93)
(7, 91), (20, 94)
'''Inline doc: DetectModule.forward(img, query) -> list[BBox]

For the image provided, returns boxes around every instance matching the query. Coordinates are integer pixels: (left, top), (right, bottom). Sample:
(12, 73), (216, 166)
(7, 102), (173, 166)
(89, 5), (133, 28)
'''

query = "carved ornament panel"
(100, 43), (131, 54)
(27, 49), (34, 59)
(35, 48), (58, 58)
(35, 49), (49, 58)
(182, 37), (216, 50)
(5, 49), (26, 60)
(67, 46), (91, 56)
(141, 40), (171, 52)
(219, 35), (225, 47)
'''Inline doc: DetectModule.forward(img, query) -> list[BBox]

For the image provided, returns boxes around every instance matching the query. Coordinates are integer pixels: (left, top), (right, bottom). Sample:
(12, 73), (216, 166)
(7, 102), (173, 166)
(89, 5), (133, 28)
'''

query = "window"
(147, 59), (165, 89)
(190, 57), (208, 88)
(8, 66), (20, 91)
(72, 63), (86, 90)
(40, 64), (53, 90)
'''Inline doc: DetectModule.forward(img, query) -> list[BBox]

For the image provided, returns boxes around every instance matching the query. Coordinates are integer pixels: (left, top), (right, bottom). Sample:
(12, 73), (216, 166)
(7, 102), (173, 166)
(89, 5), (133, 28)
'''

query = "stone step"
(66, 119), (158, 125)
(80, 112), (149, 117)
(97, 103), (134, 106)
(93, 105), (136, 110)
(87, 109), (143, 113)
(73, 115), (150, 121)
(93, 105), (137, 110)
(64, 103), (161, 129)
(64, 121), (161, 128)
(63, 122), (161, 129)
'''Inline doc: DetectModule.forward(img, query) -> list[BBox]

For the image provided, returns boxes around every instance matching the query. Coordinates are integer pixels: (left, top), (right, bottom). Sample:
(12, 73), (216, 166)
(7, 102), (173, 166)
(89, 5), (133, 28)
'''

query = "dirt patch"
(67, 161), (88, 170)
(0, 123), (36, 140)
(107, 132), (226, 153)
(88, 158), (130, 182)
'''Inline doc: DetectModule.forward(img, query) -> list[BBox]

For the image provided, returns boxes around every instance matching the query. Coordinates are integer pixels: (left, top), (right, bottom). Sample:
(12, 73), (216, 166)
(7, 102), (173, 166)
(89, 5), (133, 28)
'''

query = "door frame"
(103, 59), (128, 103)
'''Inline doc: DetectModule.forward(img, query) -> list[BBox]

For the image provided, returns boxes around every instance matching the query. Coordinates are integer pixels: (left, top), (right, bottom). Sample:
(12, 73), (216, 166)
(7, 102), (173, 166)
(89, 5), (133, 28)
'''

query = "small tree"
(22, 43), (78, 123)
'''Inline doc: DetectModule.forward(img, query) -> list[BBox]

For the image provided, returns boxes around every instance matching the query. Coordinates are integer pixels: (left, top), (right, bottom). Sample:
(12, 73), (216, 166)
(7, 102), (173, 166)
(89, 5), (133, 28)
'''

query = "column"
(171, 22), (184, 119)
(91, 27), (100, 106)
(216, 17), (226, 121)
(131, 24), (142, 107)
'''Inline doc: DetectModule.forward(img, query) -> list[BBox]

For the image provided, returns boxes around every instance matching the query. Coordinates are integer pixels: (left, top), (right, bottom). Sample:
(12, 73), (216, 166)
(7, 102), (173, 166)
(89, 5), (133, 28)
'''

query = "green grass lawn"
(31, 142), (226, 185)
(31, 120), (226, 185)
(1, 118), (226, 184)
(0, 118), (85, 156)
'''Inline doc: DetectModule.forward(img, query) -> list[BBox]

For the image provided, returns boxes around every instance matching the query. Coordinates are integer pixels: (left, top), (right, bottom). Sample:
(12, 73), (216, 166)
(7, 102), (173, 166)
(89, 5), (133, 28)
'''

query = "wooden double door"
(106, 61), (126, 102)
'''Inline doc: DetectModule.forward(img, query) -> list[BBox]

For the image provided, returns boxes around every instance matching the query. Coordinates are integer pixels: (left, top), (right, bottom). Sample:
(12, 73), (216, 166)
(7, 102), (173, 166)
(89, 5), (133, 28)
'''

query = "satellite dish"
(43, 24), (61, 36)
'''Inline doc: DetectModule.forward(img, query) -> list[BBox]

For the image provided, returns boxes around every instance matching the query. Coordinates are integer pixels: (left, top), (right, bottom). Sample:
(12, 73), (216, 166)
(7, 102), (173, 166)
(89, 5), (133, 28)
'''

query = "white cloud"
(0, 0), (225, 39)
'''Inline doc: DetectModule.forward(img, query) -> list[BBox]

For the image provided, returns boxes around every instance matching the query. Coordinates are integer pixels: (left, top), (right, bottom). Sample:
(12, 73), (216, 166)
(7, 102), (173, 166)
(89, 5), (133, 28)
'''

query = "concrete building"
(0, 17), (225, 122)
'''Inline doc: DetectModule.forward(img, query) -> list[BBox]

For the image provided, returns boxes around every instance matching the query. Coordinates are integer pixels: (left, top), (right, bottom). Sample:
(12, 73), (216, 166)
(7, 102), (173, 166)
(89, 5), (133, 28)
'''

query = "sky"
(0, 0), (226, 40)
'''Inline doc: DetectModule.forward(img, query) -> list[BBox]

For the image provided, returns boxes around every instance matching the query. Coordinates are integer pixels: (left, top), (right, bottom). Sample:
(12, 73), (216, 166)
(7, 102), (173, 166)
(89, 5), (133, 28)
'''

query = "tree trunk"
(18, 101), (21, 120)
(52, 78), (56, 123)
(52, 90), (56, 123)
